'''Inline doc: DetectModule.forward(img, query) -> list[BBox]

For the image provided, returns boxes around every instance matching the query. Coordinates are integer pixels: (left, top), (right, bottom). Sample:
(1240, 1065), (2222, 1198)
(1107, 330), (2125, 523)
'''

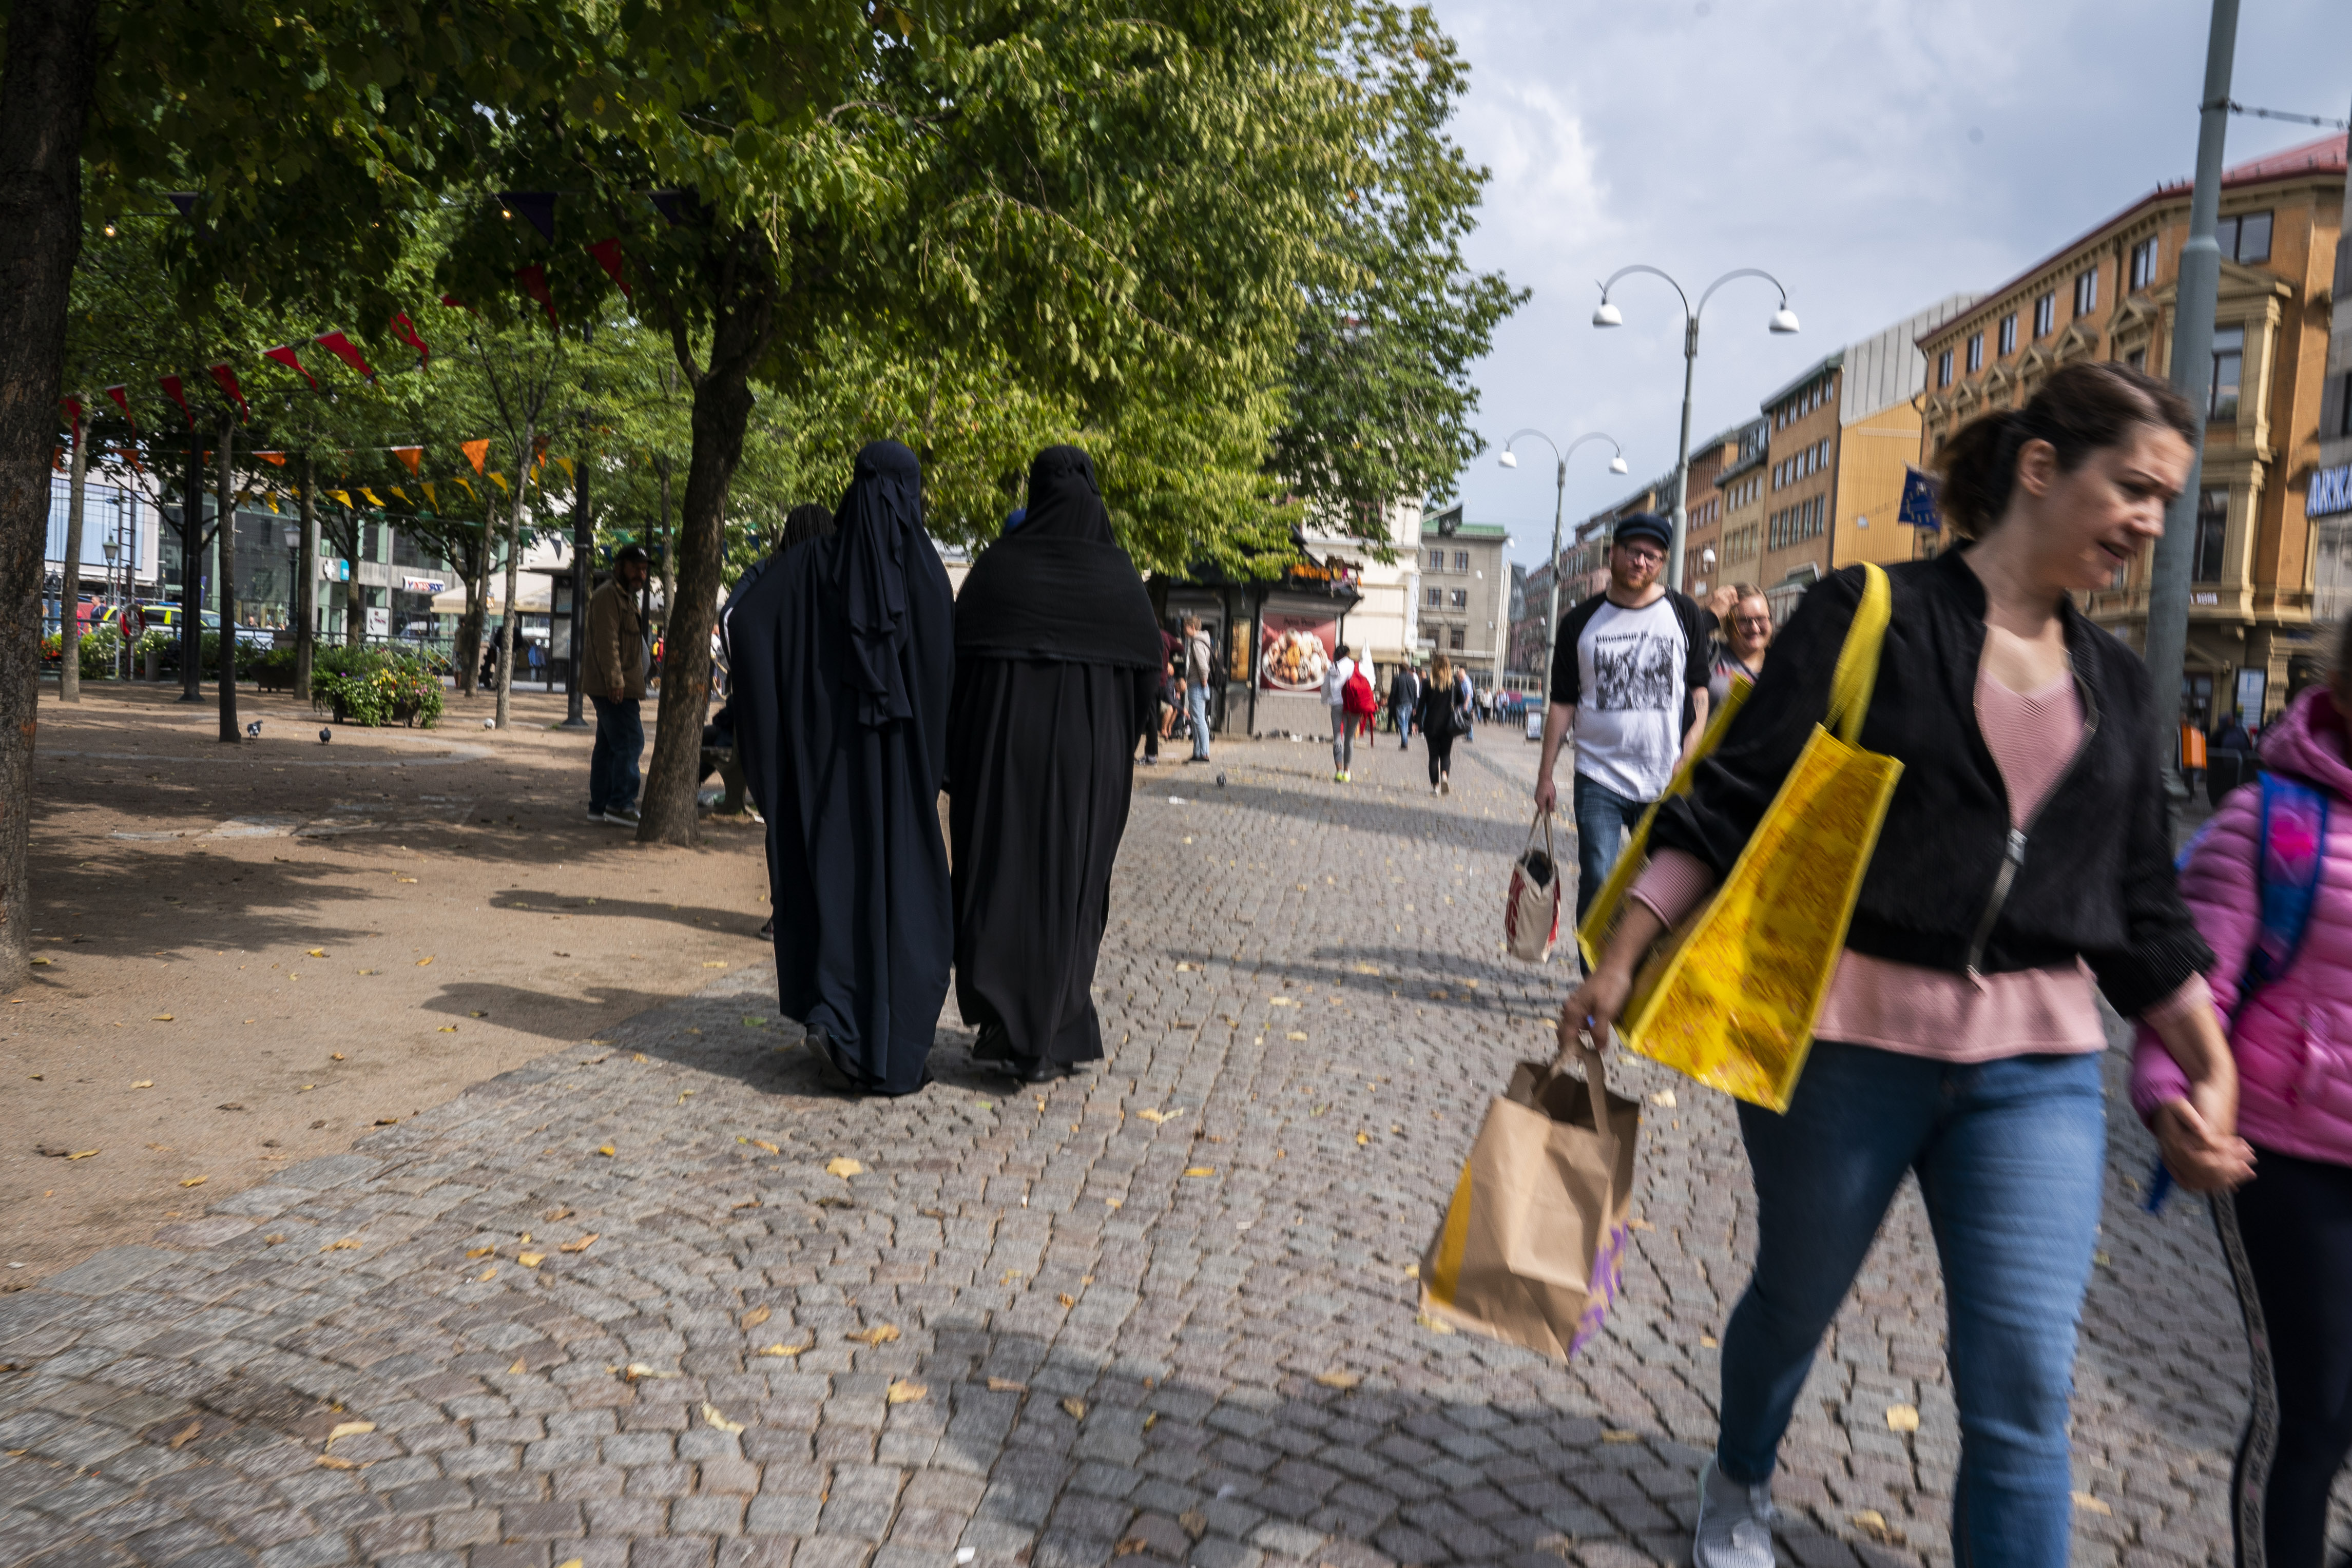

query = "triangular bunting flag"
(648, 190), (690, 226)
(440, 294), (471, 312)
(262, 345), (317, 389)
(554, 455), (575, 480)
(104, 385), (136, 434)
(392, 446), (422, 475)
(313, 332), (375, 381)
(165, 192), (199, 218)
(389, 312), (431, 367)
(327, 490), (352, 507)
(159, 375), (193, 429)
(461, 439), (489, 474)
(587, 238), (631, 299)
(206, 363), (249, 422)
(422, 482), (438, 507)
(489, 473), (510, 493)
(453, 476), (476, 500)
(497, 191), (558, 242)
(60, 395), (83, 448)
(391, 487), (412, 505)
(359, 487), (384, 506)
(514, 264), (557, 326)
(255, 451), (288, 466)
(266, 493), (281, 514)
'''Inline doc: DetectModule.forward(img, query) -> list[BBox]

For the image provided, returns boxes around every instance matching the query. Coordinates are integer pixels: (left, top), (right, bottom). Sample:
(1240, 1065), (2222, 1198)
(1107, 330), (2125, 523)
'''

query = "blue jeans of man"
(1717, 1041), (2105, 1566)
(1570, 771), (1647, 923)
(1187, 683), (1212, 760)
(589, 695), (644, 815)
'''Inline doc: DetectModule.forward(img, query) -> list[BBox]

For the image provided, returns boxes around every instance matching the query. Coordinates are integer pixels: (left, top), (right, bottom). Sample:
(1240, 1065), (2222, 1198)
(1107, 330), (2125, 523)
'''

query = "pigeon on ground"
(1216, 771), (1227, 788)
(245, 720), (262, 739)
(318, 727), (332, 744)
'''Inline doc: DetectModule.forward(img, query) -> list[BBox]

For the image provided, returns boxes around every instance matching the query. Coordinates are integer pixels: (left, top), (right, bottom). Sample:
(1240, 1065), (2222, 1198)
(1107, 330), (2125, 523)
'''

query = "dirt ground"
(3, 680), (772, 1286)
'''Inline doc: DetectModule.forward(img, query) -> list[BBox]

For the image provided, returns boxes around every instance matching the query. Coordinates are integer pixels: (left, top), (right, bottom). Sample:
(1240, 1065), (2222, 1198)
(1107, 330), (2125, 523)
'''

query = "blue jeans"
(1187, 683), (1212, 760)
(1718, 1041), (2105, 1566)
(589, 695), (644, 814)
(1570, 771), (1647, 922)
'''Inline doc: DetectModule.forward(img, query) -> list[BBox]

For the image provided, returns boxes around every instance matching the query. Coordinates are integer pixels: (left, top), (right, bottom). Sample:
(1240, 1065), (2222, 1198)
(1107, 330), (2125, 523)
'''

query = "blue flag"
(1898, 466), (1942, 531)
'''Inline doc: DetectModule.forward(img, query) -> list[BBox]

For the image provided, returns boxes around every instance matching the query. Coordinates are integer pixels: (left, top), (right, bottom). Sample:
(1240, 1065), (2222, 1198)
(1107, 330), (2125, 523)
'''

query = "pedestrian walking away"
(947, 445), (1162, 1084)
(582, 543), (652, 825)
(1565, 362), (2248, 1568)
(1708, 583), (1772, 709)
(1141, 627), (1181, 766)
(1416, 652), (1466, 795)
(719, 502), (834, 941)
(1183, 614), (1214, 762)
(1390, 661), (1419, 748)
(1324, 641), (1358, 780)
(2135, 618), (2352, 1568)
(1534, 511), (1712, 922)
(727, 440), (956, 1097)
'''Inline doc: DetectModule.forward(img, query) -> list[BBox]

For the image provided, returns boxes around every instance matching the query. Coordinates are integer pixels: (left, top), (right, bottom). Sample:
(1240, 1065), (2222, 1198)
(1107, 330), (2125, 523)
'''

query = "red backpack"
(1343, 668), (1376, 718)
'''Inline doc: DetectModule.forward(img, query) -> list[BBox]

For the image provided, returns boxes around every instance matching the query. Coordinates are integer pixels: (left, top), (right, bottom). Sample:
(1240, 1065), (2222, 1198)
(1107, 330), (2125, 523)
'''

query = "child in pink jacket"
(2135, 621), (2352, 1568)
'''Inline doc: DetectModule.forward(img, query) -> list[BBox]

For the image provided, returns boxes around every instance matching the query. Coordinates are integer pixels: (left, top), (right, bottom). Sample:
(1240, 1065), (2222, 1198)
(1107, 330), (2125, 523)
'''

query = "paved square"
(0, 730), (2309, 1565)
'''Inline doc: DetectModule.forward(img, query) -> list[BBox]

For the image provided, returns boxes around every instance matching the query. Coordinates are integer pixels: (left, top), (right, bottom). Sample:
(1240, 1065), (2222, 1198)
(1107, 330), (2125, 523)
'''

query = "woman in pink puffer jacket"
(2134, 635), (2352, 1568)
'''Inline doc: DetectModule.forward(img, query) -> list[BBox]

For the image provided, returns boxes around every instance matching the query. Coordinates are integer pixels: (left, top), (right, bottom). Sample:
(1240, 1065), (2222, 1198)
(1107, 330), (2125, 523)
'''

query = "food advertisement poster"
(1258, 612), (1337, 692)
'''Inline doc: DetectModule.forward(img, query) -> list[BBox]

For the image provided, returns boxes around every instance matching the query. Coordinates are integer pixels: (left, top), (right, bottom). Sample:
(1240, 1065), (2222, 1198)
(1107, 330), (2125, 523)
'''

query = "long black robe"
(731, 440), (954, 1095)
(947, 447), (1161, 1067)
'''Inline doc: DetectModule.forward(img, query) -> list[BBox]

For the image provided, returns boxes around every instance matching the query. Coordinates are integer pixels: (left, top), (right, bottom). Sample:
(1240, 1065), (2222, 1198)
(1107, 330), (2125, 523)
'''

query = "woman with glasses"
(1708, 585), (1773, 708)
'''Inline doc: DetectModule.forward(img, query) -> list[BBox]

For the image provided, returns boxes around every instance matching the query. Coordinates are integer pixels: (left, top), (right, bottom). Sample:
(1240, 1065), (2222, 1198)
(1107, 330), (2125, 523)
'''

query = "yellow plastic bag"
(1578, 564), (1901, 1111)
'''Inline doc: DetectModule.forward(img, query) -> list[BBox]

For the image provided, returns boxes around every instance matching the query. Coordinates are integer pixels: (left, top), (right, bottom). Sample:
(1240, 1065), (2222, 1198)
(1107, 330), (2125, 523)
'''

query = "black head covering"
(779, 502), (834, 553)
(954, 445), (1162, 669)
(831, 440), (933, 728)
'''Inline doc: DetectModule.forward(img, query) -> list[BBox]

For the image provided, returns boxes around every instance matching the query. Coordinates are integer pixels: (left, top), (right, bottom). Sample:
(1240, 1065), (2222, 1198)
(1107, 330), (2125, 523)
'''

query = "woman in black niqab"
(949, 444), (1163, 1081)
(729, 440), (955, 1095)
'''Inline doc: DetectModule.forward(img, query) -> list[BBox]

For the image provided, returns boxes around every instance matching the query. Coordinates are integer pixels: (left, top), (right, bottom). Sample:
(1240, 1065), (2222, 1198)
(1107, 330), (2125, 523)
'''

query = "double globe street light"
(1593, 266), (1800, 594)
(1499, 431), (1627, 692)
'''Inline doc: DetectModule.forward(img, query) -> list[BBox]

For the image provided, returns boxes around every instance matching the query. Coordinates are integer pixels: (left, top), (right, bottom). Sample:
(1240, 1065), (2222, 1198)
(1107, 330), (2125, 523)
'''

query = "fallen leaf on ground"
(1415, 1313), (1454, 1334)
(466, 1246), (494, 1259)
(1885, 1403), (1920, 1433)
(438, 1026), (458, 1033)
(1404, 1263), (1419, 1279)
(1353, 963), (1380, 975)
(66, 1150), (98, 1160)
(168, 1422), (202, 1450)
(415, 955), (432, 964)
(1287, 1031), (1308, 1041)
(1184, 1166), (1215, 1177)
(620, 1363), (677, 1382)
(845, 1324), (900, 1346)
(326, 1421), (374, 1444)
(742, 1305), (772, 1329)
(263, 1235), (285, 1246)
(510, 1359), (528, 1374)
(1057, 1293), (1075, 1308)
(755, 1342), (811, 1358)
(986, 1378), (1027, 1392)
(1356, 1131), (1371, 1146)
(1601, 1429), (1639, 1444)
(557, 1560), (584, 1568)
(701, 1403), (744, 1433)
(150, 1014), (173, 1022)
(558, 1234), (597, 1253)
(1700, 1334), (1720, 1348)
(179, 1176), (206, 1188)
(1850, 1509), (1897, 1542)
(1179, 1510), (1208, 1538)
(131, 1080), (153, 1089)
(596, 1145), (615, 1157)
(2072, 1491), (2111, 1515)
(474, 1267), (495, 1282)
(1626, 1218), (1654, 1231)
(322, 1238), (360, 1251)
(307, 948), (325, 957)
(825, 1157), (864, 1177)
(316, 1455), (361, 1470)
(331, 1052), (345, 1061)
(1268, 996), (1296, 1006)
(702, 960), (727, 969)
(739, 1136), (781, 1154)
(741, 1016), (768, 1028)
(1060, 1397), (1087, 1420)
(1136, 1108), (1183, 1124)
(885, 1380), (926, 1405)
(517, 1252), (545, 1267)
(1314, 1371), (1361, 1390)
(29, 957), (50, 966)
(1114, 1541), (1148, 1558)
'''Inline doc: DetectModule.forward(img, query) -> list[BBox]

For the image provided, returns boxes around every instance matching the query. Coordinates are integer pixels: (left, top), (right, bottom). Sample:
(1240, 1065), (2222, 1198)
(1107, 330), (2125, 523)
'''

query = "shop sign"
(2310, 462), (2352, 519)
(401, 575), (447, 594)
(1259, 610), (1336, 693)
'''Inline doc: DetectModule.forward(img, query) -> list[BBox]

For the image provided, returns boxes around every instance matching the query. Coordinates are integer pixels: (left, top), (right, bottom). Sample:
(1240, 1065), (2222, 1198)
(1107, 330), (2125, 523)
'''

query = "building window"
(2219, 210), (2273, 263)
(2033, 292), (2055, 338)
(1425, 586), (1442, 608)
(2073, 268), (2097, 318)
(1448, 589), (1468, 609)
(2341, 371), (2352, 437)
(1426, 548), (1444, 571)
(1999, 313), (2018, 355)
(1937, 350), (1954, 388)
(2194, 488), (2229, 582)
(1967, 333), (1983, 372)
(2130, 236), (2158, 290)
(1448, 626), (1465, 651)
(1453, 550), (1469, 573)
(2209, 324), (2244, 421)
(2127, 347), (2146, 371)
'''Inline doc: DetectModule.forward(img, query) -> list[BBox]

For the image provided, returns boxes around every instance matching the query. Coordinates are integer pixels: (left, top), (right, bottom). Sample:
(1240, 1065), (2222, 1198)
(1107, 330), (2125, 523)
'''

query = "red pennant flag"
(207, 363), (250, 422)
(440, 294), (471, 311)
(392, 446), (422, 476)
(104, 385), (136, 434)
(159, 375), (193, 429)
(587, 238), (632, 299)
(389, 312), (431, 367)
(313, 331), (375, 381)
(254, 451), (288, 467)
(262, 345), (317, 389)
(60, 395), (83, 449)
(514, 263), (557, 326)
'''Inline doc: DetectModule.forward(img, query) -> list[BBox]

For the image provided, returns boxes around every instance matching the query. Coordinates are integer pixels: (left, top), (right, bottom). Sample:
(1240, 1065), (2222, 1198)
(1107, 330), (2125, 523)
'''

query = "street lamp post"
(1499, 431), (1628, 692)
(1592, 265), (1800, 594)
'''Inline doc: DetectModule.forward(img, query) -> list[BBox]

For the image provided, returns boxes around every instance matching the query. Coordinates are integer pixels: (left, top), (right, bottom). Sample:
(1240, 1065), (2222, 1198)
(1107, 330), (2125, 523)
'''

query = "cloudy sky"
(1433, 0), (2352, 569)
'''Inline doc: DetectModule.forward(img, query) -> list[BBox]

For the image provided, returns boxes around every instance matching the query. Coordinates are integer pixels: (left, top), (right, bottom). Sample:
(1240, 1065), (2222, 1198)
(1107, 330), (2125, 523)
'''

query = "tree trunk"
(0, 0), (96, 990)
(215, 416), (238, 742)
(178, 427), (203, 699)
(639, 240), (778, 846)
(294, 453), (317, 702)
(344, 519), (363, 647)
(495, 429), (531, 729)
(658, 454), (674, 633)
(455, 518), (488, 696)
(59, 421), (85, 700)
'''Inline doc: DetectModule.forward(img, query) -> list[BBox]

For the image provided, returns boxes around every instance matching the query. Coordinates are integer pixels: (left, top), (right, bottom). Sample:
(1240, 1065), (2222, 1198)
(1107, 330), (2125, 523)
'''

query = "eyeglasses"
(1615, 546), (1665, 566)
(1733, 615), (1772, 630)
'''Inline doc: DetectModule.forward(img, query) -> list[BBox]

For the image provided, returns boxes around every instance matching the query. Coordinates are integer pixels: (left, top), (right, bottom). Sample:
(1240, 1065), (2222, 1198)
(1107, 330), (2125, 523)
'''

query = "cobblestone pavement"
(0, 727), (2306, 1567)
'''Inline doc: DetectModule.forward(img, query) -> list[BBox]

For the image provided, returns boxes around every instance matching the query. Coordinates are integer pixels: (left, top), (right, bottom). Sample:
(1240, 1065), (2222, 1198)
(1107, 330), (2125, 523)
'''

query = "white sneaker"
(1693, 1460), (1778, 1568)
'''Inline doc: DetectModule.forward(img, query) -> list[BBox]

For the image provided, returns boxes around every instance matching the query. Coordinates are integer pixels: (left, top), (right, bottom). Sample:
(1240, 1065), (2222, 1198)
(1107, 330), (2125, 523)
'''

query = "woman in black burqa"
(728, 440), (956, 1095)
(948, 446), (1162, 1081)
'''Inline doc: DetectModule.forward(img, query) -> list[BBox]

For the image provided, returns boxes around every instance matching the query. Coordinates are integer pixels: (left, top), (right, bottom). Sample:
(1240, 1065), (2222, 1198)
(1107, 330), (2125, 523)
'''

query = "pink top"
(1628, 666), (2203, 1061)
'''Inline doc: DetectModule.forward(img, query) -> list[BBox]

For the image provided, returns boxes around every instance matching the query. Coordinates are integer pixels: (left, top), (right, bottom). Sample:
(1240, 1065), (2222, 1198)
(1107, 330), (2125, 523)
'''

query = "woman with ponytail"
(1561, 362), (2249, 1566)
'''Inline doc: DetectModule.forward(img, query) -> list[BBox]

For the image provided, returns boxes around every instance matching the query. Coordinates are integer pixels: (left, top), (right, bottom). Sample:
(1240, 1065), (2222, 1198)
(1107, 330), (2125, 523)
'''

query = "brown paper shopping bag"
(1418, 1034), (1641, 1360)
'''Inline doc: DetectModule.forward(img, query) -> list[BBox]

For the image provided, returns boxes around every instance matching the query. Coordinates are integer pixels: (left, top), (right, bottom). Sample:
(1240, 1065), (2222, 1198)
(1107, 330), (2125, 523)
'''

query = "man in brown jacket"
(582, 544), (652, 824)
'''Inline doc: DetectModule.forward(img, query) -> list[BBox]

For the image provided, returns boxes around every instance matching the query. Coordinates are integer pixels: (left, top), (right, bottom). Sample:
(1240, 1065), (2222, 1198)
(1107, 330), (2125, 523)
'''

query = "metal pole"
(294, 453), (317, 702)
(1670, 316), (1699, 593)
(1543, 458), (1566, 692)
(216, 416), (239, 742)
(2144, 0), (2239, 802)
(179, 425), (204, 702)
(562, 412), (591, 729)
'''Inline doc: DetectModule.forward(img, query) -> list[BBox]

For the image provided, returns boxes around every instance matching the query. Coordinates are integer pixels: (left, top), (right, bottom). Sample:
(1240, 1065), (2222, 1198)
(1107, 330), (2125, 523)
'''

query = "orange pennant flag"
(255, 451), (288, 467)
(392, 446), (422, 476)
(461, 439), (489, 474)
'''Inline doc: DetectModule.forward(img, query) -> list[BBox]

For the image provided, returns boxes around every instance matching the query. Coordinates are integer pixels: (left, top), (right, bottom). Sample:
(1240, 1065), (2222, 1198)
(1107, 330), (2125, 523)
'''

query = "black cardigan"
(1647, 550), (2210, 1016)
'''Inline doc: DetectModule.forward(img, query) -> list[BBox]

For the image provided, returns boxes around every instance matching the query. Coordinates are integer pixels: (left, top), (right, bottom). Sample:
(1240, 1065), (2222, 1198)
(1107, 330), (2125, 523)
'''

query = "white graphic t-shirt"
(1564, 596), (1694, 801)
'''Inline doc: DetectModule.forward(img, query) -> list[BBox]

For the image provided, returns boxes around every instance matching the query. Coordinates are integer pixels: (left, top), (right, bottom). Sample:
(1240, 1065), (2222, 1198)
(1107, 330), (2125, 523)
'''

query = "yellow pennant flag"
(489, 473), (509, 494)
(453, 476), (476, 500)
(358, 487), (382, 506)
(422, 481), (438, 508)
(555, 455), (575, 480)
(390, 486), (411, 505)
(327, 490), (352, 507)
(266, 493), (281, 513)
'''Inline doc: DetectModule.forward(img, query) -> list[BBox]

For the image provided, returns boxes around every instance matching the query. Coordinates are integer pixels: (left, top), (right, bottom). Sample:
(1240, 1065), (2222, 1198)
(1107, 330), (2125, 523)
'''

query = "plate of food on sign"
(1262, 628), (1331, 693)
